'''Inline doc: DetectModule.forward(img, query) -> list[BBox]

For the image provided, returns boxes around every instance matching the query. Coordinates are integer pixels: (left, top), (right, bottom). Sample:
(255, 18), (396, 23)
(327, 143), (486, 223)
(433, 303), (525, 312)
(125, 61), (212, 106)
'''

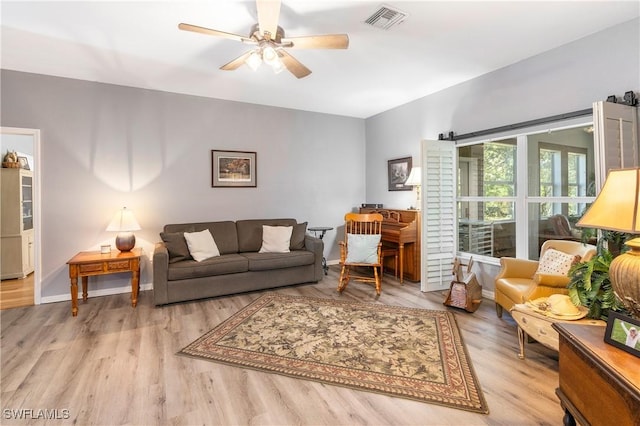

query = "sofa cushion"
(165, 221), (238, 254)
(167, 254), (248, 281)
(184, 229), (220, 262)
(242, 251), (315, 271)
(290, 222), (307, 250)
(236, 218), (298, 252)
(259, 225), (293, 253)
(160, 231), (193, 263)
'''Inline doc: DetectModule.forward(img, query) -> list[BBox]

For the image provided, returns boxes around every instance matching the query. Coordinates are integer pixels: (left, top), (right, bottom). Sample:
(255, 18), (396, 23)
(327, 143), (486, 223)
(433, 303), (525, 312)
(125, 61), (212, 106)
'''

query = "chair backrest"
(540, 239), (597, 262)
(344, 213), (383, 236)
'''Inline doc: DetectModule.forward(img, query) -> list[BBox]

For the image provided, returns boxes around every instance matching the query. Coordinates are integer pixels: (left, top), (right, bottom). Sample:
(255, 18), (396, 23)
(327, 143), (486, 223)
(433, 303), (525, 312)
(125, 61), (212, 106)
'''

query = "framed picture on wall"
(212, 150), (257, 187)
(387, 156), (412, 191)
(604, 311), (640, 358)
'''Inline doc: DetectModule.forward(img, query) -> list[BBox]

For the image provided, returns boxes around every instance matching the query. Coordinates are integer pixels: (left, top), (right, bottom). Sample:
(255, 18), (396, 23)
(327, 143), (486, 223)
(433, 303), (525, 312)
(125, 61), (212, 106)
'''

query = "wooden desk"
(510, 304), (604, 359)
(67, 248), (142, 316)
(553, 323), (640, 426)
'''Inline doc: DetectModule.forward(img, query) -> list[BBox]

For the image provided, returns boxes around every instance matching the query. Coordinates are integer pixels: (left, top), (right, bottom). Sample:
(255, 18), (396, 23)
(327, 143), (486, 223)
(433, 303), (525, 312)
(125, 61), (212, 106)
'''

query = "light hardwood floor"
(1, 267), (564, 425)
(0, 273), (34, 310)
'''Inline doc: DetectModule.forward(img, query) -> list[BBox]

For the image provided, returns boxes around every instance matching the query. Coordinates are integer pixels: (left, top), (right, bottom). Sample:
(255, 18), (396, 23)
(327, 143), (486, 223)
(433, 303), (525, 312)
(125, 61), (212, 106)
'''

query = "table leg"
(517, 326), (526, 359)
(69, 265), (79, 317)
(398, 243), (405, 284)
(131, 259), (140, 307)
(562, 408), (576, 426)
(82, 276), (88, 301)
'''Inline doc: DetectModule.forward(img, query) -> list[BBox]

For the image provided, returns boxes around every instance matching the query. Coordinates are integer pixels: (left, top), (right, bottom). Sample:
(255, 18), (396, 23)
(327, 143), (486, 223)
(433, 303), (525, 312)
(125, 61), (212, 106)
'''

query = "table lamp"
(405, 166), (422, 210)
(106, 207), (141, 252)
(576, 168), (640, 319)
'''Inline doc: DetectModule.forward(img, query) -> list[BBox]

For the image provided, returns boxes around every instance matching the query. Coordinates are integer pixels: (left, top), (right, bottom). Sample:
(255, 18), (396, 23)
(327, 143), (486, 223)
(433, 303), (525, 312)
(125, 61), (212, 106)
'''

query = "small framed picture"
(387, 157), (412, 191)
(17, 156), (30, 170)
(212, 150), (257, 188)
(604, 311), (640, 358)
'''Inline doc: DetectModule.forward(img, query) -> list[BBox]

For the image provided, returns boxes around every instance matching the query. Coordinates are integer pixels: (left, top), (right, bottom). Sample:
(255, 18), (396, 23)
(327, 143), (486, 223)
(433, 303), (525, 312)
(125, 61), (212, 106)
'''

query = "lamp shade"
(405, 167), (422, 186)
(576, 168), (640, 233)
(106, 207), (141, 232)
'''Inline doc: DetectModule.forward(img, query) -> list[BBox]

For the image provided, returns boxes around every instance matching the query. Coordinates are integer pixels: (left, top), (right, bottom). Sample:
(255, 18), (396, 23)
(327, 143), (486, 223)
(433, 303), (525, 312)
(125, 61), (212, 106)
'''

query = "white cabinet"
(1, 168), (34, 279)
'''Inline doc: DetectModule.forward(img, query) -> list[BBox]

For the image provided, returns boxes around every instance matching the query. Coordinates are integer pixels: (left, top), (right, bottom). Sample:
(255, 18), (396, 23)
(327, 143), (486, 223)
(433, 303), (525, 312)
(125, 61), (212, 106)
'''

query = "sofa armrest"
(153, 242), (170, 305)
(305, 235), (324, 281)
(496, 257), (539, 280)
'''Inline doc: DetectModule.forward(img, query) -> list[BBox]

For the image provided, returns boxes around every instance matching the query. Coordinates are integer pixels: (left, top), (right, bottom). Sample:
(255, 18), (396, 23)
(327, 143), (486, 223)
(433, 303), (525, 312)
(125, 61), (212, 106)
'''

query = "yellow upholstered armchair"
(494, 240), (597, 318)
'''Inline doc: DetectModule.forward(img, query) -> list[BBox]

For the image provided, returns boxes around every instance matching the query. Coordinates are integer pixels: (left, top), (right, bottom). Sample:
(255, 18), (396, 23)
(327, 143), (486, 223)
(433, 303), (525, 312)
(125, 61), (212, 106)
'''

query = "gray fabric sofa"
(153, 218), (324, 305)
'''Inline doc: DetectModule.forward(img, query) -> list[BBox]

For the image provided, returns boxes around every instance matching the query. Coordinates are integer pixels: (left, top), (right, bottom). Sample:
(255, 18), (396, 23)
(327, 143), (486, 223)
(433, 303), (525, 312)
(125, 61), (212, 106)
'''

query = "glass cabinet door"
(21, 174), (33, 230)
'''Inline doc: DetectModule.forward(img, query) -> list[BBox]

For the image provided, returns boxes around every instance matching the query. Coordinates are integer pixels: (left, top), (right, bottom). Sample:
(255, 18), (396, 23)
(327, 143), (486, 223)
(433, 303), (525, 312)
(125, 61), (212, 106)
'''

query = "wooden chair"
(338, 213), (384, 296)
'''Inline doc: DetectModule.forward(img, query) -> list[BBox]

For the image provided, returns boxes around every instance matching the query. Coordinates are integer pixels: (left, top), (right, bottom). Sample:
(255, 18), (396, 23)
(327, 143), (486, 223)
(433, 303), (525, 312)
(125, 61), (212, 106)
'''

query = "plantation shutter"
(593, 101), (639, 188)
(420, 139), (456, 292)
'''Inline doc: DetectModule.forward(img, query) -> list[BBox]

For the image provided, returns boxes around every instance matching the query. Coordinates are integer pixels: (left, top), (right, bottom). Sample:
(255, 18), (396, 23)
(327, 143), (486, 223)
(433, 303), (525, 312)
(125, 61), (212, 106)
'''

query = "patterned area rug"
(179, 294), (489, 414)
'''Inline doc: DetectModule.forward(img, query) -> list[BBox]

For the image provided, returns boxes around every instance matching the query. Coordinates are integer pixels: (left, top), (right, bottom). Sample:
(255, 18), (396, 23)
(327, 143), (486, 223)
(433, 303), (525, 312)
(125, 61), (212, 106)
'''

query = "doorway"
(0, 127), (41, 309)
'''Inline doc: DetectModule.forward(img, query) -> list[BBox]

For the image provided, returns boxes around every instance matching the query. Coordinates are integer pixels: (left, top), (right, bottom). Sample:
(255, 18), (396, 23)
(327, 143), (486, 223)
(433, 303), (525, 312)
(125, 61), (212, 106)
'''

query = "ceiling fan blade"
(278, 50), (311, 79)
(281, 34), (349, 49)
(220, 51), (254, 70)
(256, 0), (281, 40)
(178, 23), (248, 43)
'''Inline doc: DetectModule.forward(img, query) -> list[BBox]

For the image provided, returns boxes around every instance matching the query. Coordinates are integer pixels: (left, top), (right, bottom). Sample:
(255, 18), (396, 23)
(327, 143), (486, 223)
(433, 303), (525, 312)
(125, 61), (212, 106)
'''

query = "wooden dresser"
(359, 207), (420, 282)
(553, 323), (640, 426)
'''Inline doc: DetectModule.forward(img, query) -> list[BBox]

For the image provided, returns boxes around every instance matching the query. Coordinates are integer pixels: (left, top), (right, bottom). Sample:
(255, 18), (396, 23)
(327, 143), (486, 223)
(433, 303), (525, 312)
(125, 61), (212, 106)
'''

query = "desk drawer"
(107, 260), (131, 271)
(79, 263), (104, 274)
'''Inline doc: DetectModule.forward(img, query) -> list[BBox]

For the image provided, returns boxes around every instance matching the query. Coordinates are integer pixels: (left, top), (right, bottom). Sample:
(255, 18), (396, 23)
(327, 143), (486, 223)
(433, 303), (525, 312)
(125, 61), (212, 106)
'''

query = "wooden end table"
(67, 248), (142, 316)
(553, 323), (640, 426)
(510, 303), (605, 359)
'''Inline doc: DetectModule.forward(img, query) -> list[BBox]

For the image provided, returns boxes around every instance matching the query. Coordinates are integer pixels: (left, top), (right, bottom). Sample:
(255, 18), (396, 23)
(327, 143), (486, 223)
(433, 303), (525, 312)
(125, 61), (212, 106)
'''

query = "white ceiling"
(1, 1), (639, 118)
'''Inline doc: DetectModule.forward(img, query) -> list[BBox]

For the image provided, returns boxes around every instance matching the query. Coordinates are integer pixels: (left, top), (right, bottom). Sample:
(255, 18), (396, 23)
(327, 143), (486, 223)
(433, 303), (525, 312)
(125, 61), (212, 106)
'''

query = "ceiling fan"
(178, 0), (349, 79)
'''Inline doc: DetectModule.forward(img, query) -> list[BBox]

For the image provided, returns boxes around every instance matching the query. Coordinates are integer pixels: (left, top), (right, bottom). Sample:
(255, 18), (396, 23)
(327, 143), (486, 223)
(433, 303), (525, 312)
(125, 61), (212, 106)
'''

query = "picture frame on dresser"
(387, 157), (412, 191)
(212, 150), (257, 188)
(604, 311), (640, 357)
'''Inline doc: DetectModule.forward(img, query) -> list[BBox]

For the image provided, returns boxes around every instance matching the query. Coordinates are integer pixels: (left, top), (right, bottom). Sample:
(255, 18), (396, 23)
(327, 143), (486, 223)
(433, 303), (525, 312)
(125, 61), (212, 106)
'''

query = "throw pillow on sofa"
(259, 225), (293, 253)
(184, 229), (221, 262)
(290, 222), (308, 250)
(160, 231), (193, 263)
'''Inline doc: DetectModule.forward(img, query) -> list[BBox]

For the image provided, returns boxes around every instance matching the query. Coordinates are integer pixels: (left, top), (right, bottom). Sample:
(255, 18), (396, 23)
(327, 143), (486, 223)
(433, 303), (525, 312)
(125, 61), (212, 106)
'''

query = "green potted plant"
(568, 240), (627, 320)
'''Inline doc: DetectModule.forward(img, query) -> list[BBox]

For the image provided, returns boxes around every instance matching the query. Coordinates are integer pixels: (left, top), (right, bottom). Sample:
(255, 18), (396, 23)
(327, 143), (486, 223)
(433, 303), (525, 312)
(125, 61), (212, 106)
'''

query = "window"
(537, 142), (589, 218)
(457, 125), (595, 260)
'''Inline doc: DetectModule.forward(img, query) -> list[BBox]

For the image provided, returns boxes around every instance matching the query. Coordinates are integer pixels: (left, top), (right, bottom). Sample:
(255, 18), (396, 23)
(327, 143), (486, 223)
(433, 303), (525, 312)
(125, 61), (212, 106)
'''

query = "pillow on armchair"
(533, 247), (580, 286)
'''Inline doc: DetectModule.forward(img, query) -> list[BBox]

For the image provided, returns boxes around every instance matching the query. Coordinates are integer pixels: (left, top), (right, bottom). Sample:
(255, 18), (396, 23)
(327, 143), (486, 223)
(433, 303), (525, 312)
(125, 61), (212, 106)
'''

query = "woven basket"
(2, 162), (20, 168)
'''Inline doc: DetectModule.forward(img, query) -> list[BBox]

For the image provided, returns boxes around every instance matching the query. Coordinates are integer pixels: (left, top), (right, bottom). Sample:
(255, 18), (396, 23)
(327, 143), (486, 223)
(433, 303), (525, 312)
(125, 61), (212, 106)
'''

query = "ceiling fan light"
(245, 51), (262, 71)
(271, 59), (285, 74)
(262, 46), (279, 66)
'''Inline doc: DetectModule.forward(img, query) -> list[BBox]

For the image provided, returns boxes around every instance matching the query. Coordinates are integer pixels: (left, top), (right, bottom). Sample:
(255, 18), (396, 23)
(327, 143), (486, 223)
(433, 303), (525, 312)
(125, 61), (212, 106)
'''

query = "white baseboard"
(40, 282), (153, 304)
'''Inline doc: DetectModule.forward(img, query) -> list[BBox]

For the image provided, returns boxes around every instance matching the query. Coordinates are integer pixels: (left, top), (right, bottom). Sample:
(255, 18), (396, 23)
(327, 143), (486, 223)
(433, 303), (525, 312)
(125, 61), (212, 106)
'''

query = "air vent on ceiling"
(364, 4), (408, 30)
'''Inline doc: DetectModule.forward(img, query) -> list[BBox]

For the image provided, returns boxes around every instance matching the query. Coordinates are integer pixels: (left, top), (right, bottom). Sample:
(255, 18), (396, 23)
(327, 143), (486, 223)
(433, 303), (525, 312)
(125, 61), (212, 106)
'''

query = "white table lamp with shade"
(106, 207), (141, 252)
(405, 166), (421, 210)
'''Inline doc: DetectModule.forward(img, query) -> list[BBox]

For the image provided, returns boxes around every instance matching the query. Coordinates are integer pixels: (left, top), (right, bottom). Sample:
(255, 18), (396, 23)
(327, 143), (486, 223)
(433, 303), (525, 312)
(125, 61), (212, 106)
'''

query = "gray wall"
(364, 18), (639, 292)
(0, 72), (365, 299)
(2, 18), (638, 301)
